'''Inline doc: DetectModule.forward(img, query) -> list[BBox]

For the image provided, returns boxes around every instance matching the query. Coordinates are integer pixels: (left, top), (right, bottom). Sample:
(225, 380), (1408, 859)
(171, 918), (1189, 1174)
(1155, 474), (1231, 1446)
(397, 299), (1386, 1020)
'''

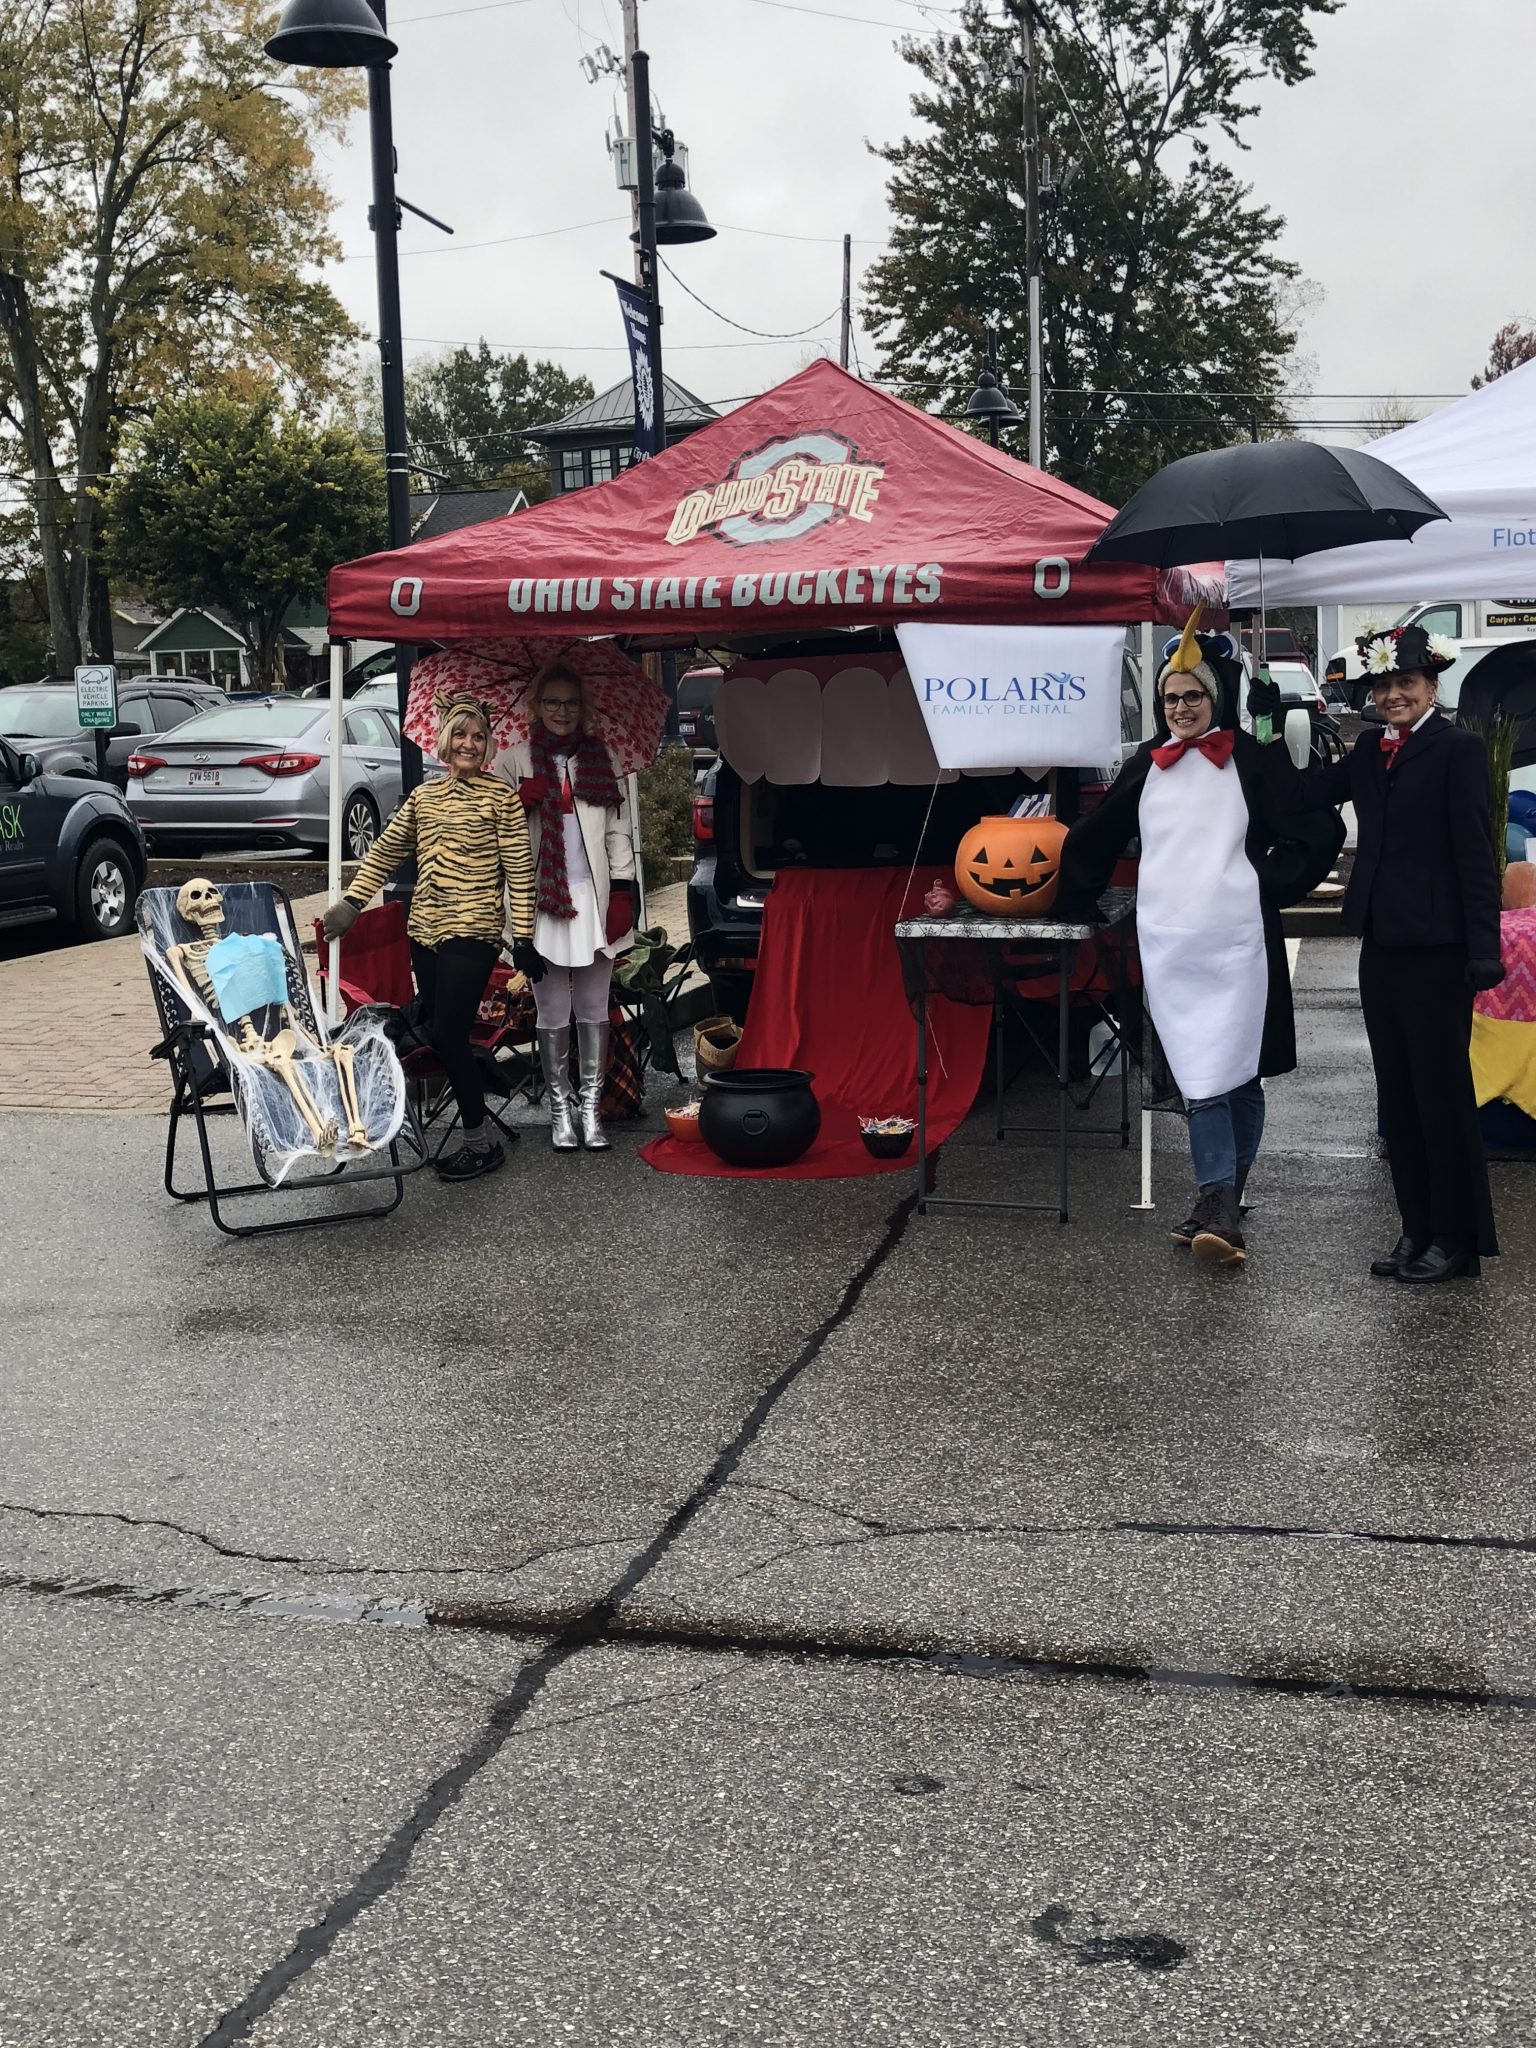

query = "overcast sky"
(307, 0), (1535, 454)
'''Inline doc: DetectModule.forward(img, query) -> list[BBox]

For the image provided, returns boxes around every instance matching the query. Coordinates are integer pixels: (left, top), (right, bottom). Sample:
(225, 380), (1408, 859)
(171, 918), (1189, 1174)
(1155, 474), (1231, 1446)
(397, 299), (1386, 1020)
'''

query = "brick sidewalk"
(0, 892), (328, 1115)
(0, 883), (695, 1115)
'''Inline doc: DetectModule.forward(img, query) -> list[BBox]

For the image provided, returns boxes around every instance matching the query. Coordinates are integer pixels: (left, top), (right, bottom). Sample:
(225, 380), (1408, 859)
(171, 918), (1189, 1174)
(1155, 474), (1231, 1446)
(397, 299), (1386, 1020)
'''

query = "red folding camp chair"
(312, 901), (541, 1157)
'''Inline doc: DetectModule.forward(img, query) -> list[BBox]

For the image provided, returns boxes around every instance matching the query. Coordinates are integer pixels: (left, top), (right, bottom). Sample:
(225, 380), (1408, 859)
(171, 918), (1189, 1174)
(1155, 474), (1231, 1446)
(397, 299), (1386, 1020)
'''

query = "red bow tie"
(1380, 728), (1410, 771)
(1151, 726), (1236, 772)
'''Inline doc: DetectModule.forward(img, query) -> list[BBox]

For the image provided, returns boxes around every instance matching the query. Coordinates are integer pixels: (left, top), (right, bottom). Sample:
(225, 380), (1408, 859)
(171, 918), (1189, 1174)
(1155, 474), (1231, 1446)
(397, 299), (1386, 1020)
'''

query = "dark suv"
(0, 735), (147, 940)
(0, 678), (224, 788)
(688, 761), (1036, 1021)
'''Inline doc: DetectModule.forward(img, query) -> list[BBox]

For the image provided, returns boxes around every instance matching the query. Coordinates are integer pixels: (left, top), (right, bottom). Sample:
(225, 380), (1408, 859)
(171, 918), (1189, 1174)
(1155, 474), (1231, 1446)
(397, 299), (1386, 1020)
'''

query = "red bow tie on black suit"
(1380, 728), (1411, 771)
(1150, 726), (1236, 772)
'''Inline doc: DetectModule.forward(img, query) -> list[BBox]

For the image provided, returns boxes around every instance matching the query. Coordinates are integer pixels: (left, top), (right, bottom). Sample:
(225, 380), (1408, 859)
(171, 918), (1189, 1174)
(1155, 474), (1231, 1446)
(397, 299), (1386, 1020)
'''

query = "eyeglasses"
(542, 697), (581, 712)
(1162, 689), (1208, 710)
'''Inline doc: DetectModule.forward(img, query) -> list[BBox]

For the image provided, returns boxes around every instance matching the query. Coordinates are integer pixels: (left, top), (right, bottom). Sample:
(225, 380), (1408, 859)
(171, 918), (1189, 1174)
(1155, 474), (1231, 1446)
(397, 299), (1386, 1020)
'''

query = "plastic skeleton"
(166, 878), (370, 1152)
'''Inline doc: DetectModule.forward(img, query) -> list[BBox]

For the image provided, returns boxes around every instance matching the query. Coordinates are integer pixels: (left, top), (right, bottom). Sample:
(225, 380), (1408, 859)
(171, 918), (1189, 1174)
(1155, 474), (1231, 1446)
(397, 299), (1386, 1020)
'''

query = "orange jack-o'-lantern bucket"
(953, 815), (1067, 916)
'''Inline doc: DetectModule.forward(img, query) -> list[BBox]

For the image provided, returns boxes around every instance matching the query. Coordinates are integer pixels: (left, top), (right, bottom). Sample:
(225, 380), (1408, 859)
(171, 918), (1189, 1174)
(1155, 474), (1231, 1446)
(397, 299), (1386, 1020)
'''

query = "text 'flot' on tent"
(327, 359), (1221, 644)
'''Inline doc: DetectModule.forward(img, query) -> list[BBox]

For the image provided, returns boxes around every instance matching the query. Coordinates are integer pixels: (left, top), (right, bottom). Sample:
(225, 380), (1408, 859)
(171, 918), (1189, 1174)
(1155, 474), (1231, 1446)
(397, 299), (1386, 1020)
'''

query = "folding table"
(895, 888), (1136, 1221)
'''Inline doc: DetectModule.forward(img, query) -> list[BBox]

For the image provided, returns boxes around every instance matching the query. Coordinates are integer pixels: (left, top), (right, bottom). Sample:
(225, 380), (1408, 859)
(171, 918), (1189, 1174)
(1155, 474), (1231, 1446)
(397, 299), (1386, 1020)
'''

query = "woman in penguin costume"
(1057, 609), (1342, 1263)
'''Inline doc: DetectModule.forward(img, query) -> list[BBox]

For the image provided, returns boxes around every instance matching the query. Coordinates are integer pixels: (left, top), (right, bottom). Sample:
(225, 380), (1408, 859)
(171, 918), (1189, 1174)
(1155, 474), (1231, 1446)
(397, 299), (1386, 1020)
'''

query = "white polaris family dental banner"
(895, 623), (1125, 772)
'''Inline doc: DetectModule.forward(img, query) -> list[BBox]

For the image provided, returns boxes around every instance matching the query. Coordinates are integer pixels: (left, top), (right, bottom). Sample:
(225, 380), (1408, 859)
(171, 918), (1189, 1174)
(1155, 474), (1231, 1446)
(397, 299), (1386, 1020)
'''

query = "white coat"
(494, 740), (636, 960)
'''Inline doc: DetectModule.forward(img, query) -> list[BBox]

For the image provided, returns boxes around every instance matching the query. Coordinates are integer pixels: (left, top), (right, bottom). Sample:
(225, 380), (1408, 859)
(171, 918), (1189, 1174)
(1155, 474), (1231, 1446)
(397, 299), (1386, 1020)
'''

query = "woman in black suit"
(1276, 622), (1504, 1283)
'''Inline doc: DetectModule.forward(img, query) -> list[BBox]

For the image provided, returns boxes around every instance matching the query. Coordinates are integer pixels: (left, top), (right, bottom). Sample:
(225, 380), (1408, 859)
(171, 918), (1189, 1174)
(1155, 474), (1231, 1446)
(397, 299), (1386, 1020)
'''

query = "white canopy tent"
(1228, 358), (1536, 606)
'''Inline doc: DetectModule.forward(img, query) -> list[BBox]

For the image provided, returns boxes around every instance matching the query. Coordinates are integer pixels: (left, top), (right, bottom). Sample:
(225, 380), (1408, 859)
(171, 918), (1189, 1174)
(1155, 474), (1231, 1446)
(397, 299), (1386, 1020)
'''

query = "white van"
(1325, 599), (1536, 689)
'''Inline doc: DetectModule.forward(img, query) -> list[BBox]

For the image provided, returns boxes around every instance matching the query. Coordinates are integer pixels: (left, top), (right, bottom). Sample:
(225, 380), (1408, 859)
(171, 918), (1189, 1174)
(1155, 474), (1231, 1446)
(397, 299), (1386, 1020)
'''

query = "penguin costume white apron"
(1056, 611), (1343, 1101)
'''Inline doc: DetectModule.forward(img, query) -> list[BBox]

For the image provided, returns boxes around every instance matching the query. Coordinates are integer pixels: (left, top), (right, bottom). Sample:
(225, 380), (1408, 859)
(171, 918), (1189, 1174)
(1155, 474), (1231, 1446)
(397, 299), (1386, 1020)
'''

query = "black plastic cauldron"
(699, 1067), (820, 1169)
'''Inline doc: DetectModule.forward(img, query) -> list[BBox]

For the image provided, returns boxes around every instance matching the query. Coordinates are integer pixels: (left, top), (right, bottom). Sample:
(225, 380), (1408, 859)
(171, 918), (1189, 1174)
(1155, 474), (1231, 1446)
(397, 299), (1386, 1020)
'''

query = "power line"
(397, 332), (834, 352)
(734, 0), (952, 27)
(337, 215), (626, 262)
(656, 255), (841, 341)
(715, 221), (888, 247)
(390, 0), (535, 21)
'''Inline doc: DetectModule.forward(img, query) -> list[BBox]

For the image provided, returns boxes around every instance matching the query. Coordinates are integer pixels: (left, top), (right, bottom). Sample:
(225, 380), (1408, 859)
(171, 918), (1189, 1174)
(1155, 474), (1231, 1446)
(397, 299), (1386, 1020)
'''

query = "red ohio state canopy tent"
(327, 359), (1217, 643)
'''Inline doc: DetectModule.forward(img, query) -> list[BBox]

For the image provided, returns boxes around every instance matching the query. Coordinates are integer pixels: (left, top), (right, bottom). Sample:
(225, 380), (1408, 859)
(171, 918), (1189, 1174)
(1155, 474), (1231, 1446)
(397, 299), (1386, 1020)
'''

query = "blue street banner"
(613, 277), (657, 461)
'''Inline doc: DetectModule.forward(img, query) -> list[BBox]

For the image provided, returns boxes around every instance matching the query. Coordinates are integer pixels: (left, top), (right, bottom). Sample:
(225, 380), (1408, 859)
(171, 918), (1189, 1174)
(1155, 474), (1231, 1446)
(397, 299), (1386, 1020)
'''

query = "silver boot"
(576, 1020), (611, 1150)
(537, 1027), (579, 1151)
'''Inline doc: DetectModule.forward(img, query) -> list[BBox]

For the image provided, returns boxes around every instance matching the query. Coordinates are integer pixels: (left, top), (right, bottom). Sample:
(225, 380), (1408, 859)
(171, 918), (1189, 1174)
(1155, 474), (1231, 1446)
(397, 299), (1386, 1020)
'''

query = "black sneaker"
(436, 1140), (506, 1183)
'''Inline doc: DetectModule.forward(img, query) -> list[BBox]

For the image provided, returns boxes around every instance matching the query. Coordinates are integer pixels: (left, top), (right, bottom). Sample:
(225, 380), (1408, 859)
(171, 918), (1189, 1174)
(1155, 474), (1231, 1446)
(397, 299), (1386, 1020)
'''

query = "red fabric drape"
(641, 866), (990, 1180)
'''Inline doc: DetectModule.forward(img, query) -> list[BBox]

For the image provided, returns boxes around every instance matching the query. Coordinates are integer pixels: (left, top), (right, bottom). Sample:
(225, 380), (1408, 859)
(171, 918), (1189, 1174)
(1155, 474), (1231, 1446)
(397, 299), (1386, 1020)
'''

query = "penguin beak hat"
(1156, 604), (1243, 735)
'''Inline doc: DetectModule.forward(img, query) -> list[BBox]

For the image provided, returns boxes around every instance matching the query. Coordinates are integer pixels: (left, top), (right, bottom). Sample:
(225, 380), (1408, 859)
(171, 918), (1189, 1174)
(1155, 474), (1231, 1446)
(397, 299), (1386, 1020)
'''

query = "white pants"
(534, 957), (613, 1028)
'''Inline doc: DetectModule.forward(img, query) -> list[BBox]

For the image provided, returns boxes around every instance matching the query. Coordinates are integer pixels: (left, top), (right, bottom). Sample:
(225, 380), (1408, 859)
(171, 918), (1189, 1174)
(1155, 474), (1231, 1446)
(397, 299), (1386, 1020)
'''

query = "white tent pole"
(327, 639), (346, 1028)
(1132, 618), (1155, 1210)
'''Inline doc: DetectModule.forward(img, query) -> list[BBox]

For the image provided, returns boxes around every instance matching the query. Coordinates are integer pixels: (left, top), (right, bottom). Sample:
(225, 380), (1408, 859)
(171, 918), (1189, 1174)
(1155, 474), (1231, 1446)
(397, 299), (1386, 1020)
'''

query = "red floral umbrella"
(404, 637), (668, 775)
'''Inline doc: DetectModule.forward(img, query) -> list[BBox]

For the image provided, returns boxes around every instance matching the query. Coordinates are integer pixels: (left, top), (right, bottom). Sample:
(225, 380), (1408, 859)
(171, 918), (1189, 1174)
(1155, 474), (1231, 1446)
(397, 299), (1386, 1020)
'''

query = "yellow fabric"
(343, 773), (535, 950)
(1471, 1012), (1536, 1120)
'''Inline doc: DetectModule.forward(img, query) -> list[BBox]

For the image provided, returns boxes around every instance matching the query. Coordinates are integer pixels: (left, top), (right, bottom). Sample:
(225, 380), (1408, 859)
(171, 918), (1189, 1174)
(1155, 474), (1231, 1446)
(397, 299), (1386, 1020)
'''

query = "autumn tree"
(0, 0), (360, 675)
(864, 0), (1339, 502)
(1472, 319), (1536, 390)
(105, 390), (385, 691)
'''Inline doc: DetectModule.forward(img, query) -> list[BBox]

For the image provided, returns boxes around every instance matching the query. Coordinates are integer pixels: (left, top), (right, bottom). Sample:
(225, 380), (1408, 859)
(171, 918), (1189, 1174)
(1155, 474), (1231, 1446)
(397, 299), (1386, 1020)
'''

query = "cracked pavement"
(6, 936), (1536, 2043)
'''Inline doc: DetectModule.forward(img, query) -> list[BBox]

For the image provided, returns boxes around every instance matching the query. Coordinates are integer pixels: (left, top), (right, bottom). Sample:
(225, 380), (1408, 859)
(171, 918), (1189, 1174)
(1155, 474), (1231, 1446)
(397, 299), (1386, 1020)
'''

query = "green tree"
(0, 0), (360, 676)
(341, 343), (595, 502)
(864, 0), (1339, 503)
(105, 390), (386, 691)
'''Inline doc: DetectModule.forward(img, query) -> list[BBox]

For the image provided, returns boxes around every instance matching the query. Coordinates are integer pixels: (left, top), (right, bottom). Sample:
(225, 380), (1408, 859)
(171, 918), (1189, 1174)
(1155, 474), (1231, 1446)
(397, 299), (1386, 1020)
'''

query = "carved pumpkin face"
(954, 816), (1067, 916)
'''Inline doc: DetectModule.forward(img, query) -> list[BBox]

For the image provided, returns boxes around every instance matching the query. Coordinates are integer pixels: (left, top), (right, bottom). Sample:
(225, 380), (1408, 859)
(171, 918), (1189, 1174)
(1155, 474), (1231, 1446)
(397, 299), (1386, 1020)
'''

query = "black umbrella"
(1085, 440), (1448, 569)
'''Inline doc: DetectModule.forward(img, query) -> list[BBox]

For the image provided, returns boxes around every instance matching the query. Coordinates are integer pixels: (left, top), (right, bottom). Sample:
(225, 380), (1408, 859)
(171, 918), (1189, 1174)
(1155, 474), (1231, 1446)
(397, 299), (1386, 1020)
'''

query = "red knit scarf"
(529, 729), (621, 919)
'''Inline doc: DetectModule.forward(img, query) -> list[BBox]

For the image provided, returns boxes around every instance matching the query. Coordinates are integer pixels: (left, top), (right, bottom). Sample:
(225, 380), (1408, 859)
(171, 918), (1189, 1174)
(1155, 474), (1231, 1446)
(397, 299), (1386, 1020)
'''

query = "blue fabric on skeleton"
(206, 932), (290, 1022)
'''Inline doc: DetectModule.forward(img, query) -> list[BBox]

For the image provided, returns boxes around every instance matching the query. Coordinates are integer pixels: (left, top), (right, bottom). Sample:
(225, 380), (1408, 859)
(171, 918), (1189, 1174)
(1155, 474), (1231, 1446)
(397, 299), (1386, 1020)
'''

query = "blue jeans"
(1186, 1077), (1266, 1193)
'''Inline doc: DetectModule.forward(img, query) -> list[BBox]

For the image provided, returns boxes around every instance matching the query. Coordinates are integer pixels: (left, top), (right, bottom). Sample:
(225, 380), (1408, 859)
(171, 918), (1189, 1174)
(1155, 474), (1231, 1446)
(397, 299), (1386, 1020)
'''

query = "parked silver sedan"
(127, 698), (403, 858)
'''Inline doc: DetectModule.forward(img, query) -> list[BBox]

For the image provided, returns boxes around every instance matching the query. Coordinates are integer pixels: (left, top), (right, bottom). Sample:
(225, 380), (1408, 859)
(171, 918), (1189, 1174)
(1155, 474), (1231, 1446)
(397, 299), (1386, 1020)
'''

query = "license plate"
(188, 769), (222, 788)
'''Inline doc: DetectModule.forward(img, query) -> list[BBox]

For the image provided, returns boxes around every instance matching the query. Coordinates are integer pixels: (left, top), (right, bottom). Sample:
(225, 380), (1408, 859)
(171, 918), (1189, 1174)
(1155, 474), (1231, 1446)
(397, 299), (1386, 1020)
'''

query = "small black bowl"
(860, 1124), (915, 1160)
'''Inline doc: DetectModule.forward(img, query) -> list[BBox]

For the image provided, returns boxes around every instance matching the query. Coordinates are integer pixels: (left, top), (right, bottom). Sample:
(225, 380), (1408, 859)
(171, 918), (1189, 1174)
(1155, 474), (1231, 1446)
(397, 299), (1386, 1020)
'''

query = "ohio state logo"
(665, 430), (884, 548)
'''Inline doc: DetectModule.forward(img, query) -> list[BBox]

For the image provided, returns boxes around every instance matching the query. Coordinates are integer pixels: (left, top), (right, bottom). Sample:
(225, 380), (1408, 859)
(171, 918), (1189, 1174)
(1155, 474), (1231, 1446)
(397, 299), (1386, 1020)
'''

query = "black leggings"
(410, 937), (498, 1130)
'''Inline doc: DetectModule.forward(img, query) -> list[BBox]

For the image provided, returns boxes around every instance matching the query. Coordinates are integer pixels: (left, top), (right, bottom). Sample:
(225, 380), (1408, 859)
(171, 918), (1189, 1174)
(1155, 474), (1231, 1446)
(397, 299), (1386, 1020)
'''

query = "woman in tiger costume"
(323, 696), (539, 1182)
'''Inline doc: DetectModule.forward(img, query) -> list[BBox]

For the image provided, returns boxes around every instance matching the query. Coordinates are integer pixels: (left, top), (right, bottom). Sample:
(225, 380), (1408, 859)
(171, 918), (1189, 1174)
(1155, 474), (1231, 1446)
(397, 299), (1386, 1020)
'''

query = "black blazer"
(1298, 712), (1502, 959)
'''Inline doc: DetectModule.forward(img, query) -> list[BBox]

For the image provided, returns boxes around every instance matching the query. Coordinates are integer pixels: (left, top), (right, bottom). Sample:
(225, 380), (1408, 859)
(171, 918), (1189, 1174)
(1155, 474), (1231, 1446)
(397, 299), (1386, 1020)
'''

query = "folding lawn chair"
(313, 899), (542, 1161)
(138, 882), (425, 1239)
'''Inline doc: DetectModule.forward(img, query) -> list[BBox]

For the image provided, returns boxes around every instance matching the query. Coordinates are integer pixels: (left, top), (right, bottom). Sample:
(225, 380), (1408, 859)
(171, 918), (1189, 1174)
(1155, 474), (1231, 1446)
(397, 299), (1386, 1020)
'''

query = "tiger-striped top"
(342, 773), (535, 950)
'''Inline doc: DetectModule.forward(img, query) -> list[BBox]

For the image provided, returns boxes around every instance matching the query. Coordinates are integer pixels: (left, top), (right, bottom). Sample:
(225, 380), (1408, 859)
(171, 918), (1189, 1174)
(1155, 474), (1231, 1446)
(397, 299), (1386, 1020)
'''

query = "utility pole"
(840, 233), (852, 369)
(1014, 0), (1044, 469)
(621, 0), (643, 287)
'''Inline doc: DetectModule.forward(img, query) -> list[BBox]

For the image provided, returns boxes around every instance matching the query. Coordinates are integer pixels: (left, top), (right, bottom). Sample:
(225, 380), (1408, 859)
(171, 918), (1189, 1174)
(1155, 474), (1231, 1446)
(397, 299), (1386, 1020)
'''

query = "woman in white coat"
(498, 665), (636, 1150)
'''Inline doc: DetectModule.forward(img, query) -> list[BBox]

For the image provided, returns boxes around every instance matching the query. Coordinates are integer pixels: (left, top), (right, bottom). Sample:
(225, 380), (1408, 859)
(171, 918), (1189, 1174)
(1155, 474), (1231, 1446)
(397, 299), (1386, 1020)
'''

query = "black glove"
(1247, 671), (1283, 723)
(1468, 958), (1506, 992)
(512, 937), (545, 984)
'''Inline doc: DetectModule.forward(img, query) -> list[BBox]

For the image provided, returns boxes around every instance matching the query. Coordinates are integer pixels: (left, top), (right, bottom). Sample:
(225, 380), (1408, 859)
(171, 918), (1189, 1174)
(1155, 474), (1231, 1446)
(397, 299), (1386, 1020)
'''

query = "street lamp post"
(965, 324), (1023, 448)
(624, 48), (714, 743)
(630, 48), (668, 459)
(265, 0), (422, 796)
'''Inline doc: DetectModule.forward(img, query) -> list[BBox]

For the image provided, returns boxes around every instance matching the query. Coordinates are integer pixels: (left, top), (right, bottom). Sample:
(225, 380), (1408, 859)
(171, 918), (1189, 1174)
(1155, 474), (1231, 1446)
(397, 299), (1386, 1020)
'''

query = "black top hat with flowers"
(1355, 622), (1457, 682)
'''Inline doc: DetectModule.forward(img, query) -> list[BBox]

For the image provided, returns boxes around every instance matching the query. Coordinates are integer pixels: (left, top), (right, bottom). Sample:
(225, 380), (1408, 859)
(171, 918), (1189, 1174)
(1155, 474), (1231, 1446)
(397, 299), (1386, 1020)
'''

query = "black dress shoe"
(1370, 1235), (1425, 1278)
(1396, 1240), (1481, 1285)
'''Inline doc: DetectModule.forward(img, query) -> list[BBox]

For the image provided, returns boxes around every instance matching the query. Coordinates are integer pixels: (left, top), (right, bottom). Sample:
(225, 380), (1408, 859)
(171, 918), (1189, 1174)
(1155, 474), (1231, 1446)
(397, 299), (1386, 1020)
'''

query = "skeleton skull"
(176, 877), (225, 932)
